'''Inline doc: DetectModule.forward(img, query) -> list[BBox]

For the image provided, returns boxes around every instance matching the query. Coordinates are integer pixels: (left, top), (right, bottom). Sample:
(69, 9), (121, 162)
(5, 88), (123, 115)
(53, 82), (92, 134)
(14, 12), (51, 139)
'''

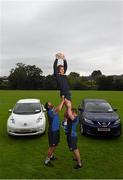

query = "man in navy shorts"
(44, 98), (64, 167)
(53, 53), (71, 101)
(53, 53), (72, 124)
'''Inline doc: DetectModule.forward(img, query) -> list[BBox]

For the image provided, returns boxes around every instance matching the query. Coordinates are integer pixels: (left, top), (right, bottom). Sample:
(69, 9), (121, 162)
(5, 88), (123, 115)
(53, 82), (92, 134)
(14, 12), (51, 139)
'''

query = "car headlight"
(114, 119), (120, 125)
(10, 117), (15, 124)
(36, 116), (42, 123)
(84, 118), (94, 124)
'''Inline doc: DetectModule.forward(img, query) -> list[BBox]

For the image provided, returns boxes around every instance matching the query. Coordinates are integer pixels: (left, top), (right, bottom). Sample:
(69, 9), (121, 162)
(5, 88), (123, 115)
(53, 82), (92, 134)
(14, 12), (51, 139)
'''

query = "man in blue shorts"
(66, 100), (83, 169)
(44, 98), (64, 167)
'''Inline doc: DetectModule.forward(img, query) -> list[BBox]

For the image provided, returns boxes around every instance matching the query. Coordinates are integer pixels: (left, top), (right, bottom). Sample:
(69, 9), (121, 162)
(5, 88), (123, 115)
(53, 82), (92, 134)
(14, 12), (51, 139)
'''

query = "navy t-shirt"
(47, 108), (60, 132)
(53, 59), (70, 94)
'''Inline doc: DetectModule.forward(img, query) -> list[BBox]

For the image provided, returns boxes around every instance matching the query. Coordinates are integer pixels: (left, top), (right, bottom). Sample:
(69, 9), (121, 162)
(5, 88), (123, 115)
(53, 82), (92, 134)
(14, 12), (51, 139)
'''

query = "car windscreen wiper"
(106, 111), (113, 113)
(14, 111), (36, 114)
(87, 111), (108, 113)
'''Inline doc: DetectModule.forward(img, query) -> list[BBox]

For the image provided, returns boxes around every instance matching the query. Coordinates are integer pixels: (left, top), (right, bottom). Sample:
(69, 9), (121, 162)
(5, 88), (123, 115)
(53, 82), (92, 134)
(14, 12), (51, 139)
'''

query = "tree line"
(0, 63), (123, 90)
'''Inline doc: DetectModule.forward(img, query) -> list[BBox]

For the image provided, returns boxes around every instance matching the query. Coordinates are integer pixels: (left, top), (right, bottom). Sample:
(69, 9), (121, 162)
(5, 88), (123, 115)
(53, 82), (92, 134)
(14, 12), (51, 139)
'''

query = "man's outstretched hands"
(64, 98), (71, 108)
(56, 53), (65, 60)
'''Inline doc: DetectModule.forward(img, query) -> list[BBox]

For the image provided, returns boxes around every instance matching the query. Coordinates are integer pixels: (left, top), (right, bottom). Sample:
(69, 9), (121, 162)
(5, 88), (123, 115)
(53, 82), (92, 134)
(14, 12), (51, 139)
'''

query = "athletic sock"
(50, 154), (54, 158)
(44, 157), (50, 164)
(78, 163), (82, 166)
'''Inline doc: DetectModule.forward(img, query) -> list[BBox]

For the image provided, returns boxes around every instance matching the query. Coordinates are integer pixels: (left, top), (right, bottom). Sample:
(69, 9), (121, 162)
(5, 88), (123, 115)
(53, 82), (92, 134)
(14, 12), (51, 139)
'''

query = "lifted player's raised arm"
(63, 58), (67, 74)
(53, 58), (58, 77)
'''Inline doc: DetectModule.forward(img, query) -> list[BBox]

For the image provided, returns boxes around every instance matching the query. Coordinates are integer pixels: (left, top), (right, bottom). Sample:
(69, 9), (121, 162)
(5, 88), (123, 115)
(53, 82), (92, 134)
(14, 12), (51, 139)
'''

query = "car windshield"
(13, 103), (41, 114)
(85, 102), (113, 113)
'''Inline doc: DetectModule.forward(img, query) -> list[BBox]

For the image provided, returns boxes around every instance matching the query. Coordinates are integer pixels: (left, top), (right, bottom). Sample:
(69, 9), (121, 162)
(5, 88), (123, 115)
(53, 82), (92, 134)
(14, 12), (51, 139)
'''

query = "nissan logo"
(102, 122), (106, 125)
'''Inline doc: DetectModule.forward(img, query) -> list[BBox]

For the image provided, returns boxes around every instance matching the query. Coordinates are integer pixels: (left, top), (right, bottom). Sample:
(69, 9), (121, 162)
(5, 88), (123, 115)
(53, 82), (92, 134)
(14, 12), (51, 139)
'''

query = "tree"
(114, 77), (123, 90)
(67, 72), (92, 90)
(3, 63), (123, 90)
(8, 63), (43, 89)
(71, 80), (91, 90)
(25, 65), (43, 89)
(9, 63), (27, 89)
(91, 70), (102, 80)
(97, 75), (114, 90)
(44, 75), (57, 90)
(68, 72), (80, 80)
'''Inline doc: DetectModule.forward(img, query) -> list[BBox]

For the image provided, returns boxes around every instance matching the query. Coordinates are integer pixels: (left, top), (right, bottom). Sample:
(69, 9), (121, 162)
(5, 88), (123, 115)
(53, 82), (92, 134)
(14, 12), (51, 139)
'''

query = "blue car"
(78, 99), (121, 137)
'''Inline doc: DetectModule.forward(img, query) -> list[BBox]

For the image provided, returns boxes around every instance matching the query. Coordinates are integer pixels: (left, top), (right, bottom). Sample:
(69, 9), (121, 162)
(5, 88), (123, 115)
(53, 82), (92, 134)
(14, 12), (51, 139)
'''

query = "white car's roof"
(17, 99), (40, 104)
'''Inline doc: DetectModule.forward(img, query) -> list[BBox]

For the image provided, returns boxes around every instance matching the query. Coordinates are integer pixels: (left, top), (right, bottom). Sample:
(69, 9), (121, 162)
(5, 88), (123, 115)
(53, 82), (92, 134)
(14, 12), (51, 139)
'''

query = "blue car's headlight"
(114, 119), (120, 125)
(84, 118), (94, 124)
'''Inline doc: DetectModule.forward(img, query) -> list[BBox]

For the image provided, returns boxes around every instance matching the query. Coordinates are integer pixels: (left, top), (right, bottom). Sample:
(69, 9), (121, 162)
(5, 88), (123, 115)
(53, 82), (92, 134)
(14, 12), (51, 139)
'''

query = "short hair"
(44, 102), (49, 111)
(71, 108), (78, 114)
(57, 65), (64, 72)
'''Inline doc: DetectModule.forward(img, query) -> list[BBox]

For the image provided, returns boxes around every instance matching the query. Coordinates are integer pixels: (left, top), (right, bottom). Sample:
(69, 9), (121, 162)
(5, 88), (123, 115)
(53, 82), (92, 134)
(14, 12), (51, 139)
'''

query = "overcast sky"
(0, 0), (123, 76)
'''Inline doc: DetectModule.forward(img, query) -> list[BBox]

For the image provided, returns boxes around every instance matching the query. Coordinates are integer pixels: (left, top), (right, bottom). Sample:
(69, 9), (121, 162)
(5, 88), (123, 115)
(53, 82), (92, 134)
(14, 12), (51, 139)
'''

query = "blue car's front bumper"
(82, 123), (121, 137)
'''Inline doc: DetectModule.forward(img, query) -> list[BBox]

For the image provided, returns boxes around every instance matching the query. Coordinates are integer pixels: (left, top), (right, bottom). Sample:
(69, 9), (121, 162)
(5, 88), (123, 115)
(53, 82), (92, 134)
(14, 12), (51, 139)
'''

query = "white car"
(7, 99), (46, 136)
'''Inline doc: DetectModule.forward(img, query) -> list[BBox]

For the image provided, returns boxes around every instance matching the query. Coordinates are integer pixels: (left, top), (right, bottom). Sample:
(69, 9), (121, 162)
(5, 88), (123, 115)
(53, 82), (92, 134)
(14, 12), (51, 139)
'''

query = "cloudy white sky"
(0, 0), (123, 76)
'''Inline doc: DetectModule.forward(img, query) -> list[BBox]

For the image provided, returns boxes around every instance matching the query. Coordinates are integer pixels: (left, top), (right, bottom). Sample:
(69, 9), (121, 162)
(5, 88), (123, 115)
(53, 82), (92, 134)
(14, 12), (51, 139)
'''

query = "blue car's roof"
(83, 99), (107, 103)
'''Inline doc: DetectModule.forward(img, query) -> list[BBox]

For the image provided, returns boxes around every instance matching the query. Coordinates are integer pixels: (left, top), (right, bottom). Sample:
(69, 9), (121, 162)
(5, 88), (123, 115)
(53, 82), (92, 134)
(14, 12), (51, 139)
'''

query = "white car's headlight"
(10, 117), (15, 124)
(114, 119), (120, 125)
(84, 118), (94, 124)
(36, 116), (42, 123)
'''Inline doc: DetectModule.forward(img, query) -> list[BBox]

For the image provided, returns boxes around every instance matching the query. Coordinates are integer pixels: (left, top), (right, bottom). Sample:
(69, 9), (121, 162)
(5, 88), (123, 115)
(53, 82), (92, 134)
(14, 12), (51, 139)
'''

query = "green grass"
(0, 90), (123, 179)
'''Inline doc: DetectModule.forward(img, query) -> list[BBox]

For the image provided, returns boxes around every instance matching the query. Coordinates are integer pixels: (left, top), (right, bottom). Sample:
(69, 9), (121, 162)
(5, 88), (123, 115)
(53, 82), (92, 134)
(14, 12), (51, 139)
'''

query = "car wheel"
(116, 129), (121, 137)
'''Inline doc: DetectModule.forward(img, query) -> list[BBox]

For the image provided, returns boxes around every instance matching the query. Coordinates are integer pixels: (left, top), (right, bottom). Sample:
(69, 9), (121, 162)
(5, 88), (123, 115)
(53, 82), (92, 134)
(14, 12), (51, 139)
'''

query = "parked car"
(78, 99), (121, 137)
(7, 99), (46, 136)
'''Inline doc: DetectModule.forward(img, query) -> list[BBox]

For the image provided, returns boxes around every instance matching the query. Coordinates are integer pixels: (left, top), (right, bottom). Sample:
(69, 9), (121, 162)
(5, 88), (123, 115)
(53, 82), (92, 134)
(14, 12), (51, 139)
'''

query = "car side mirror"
(8, 109), (12, 113)
(113, 108), (117, 112)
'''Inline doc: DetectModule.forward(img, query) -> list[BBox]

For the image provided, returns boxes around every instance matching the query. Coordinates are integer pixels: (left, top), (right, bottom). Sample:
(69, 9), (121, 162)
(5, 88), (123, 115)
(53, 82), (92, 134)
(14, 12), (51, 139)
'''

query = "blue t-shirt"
(47, 108), (60, 132)
(67, 116), (79, 137)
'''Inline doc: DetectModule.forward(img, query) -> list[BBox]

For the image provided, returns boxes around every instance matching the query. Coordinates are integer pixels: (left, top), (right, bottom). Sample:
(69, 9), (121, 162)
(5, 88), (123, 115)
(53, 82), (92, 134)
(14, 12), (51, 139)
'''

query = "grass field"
(0, 90), (123, 179)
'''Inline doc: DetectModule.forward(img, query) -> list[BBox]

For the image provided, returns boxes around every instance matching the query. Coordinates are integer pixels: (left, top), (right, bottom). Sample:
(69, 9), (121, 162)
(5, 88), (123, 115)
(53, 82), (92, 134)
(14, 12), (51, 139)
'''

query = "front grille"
(13, 131), (37, 134)
(97, 121), (110, 127)
(10, 128), (37, 133)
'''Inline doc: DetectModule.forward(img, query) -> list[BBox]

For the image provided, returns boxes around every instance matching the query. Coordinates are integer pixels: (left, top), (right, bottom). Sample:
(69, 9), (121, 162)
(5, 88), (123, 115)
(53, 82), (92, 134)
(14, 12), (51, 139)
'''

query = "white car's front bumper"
(7, 125), (45, 136)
